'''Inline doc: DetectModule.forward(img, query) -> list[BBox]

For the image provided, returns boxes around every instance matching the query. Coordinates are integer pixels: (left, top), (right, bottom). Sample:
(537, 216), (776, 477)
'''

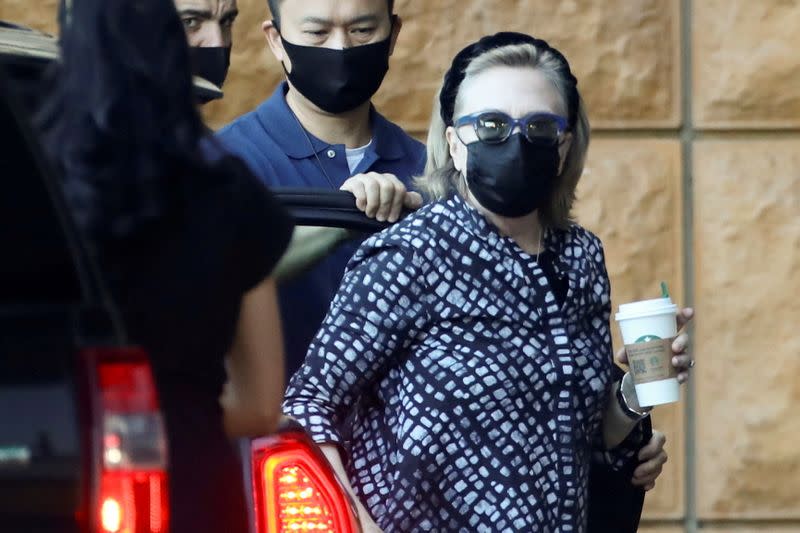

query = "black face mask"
(465, 133), (561, 218)
(280, 34), (392, 114)
(189, 46), (231, 88)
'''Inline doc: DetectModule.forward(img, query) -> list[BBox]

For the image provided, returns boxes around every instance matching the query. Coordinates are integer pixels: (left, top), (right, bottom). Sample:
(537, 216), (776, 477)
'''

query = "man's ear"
(262, 19), (286, 64)
(388, 16), (402, 56)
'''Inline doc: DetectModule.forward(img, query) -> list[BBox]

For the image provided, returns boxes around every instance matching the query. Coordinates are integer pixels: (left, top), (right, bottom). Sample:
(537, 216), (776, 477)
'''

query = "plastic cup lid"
(615, 297), (678, 322)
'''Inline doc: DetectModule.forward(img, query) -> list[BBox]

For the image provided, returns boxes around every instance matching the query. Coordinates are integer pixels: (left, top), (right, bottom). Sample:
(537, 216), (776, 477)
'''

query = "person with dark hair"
(217, 0), (423, 382)
(176, 0), (239, 88)
(283, 33), (695, 532)
(266, 0), (395, 29)
(38, 0), (292, 531)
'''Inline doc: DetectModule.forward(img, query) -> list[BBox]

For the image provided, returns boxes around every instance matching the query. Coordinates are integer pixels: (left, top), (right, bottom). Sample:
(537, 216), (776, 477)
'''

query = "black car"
(1, 62), (173, 533)
(0, 24), (366, 533)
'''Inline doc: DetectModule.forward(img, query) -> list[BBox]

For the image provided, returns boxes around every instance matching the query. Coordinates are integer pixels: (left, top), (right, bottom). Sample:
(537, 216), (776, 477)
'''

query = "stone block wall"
(4, 0), (799, 530)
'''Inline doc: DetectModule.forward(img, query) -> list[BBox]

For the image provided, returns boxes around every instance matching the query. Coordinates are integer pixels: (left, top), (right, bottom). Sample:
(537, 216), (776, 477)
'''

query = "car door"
(0, 67), (117, 532)
(1, 69), (173, 533)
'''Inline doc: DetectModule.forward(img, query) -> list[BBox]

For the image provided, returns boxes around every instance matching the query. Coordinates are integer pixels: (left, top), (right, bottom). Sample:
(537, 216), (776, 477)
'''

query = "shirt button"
(326, 149), (336, 158)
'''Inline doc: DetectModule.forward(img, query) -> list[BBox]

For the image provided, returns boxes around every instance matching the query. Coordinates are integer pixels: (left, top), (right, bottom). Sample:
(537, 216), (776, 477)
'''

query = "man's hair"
(268, 0), (395, 27)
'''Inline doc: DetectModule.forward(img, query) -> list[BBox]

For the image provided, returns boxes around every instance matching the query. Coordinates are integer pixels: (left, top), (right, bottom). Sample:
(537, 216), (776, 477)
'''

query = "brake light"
(252, 433), (359, 533)
(83, 348), (169, 533)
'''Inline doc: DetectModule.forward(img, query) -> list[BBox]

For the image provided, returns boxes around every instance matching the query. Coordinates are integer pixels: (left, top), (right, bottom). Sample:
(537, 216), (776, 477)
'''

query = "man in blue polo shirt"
(217, 0), (424, 379)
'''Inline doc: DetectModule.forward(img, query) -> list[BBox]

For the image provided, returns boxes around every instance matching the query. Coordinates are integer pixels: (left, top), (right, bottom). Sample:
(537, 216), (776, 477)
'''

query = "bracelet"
(616, 372), (652, 421)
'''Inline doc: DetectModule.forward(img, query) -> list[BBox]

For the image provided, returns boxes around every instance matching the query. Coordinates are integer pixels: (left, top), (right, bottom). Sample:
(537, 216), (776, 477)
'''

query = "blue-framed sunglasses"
(454, 111), (569, 146)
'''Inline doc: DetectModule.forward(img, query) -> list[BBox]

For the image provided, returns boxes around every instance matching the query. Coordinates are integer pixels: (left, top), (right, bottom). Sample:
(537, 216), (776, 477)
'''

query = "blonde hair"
(415, 43), (590, 229)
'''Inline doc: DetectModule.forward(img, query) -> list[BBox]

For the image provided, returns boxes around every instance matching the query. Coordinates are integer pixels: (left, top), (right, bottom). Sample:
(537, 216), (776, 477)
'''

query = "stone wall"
(4, 0), (799, 530)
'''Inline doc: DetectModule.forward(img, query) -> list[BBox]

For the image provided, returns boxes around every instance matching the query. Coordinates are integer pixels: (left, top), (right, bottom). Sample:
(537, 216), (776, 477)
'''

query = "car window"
(0, 74), (83, 305)
(0, 24), (57, 117)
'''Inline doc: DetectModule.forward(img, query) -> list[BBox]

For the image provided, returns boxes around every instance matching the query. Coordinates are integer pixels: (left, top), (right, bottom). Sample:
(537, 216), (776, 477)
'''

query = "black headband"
(439, 32), (579, 128)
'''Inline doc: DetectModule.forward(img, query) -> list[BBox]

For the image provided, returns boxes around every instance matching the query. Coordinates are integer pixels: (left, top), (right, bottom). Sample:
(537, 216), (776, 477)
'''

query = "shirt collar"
(443, 195), (595, 312)
(448, 194), (501, 247)
(256, 81), (405, 161)
(370, 109), (406, 161)
(255, 82), (326, 159)
(448, 193), (576, 268)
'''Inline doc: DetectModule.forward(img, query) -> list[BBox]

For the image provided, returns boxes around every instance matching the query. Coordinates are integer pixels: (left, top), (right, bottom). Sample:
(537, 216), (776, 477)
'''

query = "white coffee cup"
(615, 297), (680, 407)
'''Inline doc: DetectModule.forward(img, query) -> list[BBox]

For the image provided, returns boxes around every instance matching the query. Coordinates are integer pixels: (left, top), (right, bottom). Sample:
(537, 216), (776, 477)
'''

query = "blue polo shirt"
(217, 82), (425, 379)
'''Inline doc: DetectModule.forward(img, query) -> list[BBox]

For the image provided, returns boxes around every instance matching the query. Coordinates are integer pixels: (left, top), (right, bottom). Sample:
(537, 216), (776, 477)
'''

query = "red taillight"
(82, 348), (169, 533)
(98, 362), (158, 413)
(252, 432), (359, 533)
(99, 471), (167, 533)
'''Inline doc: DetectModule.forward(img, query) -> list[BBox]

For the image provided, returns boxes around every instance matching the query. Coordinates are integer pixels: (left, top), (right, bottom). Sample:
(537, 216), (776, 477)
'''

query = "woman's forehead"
(457, 66), (565, 118)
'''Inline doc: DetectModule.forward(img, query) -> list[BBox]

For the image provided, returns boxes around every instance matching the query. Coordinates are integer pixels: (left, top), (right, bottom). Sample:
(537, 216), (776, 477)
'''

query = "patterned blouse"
(284, 195), (643, 532)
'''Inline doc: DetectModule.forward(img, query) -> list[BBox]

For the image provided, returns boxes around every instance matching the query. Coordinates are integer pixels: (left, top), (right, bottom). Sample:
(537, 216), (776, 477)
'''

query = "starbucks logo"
(636, 335), (661, 343)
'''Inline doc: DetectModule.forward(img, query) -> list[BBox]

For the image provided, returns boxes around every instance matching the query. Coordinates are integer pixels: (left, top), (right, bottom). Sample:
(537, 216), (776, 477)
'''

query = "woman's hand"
(604, 307), (695, 448)
(632, 430), (668, 491)
(616, 307), (695, 383)
(670, 307), (695, 383)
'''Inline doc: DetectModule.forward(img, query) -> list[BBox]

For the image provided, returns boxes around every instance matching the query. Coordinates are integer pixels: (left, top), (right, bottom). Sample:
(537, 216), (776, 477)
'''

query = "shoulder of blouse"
(348, 201), (454, 272)
(562, 223), (607, 260)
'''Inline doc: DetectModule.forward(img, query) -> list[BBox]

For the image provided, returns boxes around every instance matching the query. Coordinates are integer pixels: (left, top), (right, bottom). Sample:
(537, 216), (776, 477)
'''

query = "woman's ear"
(446, 126), (466, 173)
(558, 132), (573, 175)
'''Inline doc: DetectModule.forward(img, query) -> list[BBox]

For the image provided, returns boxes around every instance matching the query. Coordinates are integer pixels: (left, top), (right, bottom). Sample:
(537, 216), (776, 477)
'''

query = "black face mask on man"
(464, 133), (561, 218)
(189, 46), (231, 89)
(279, 32), (392, 114)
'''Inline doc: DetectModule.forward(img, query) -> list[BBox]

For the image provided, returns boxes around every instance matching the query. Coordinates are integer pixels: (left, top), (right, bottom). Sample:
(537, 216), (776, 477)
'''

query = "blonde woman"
(284, 33), (694, 532)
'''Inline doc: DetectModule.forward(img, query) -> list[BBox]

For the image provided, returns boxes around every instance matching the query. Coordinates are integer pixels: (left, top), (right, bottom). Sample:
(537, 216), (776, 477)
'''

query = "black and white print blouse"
(284, 195), (643, 532)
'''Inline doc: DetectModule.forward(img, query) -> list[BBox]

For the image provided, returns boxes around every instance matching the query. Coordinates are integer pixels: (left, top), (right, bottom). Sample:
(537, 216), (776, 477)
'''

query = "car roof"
(0, 21), (224, 101)
(0, 22), (57, 62)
